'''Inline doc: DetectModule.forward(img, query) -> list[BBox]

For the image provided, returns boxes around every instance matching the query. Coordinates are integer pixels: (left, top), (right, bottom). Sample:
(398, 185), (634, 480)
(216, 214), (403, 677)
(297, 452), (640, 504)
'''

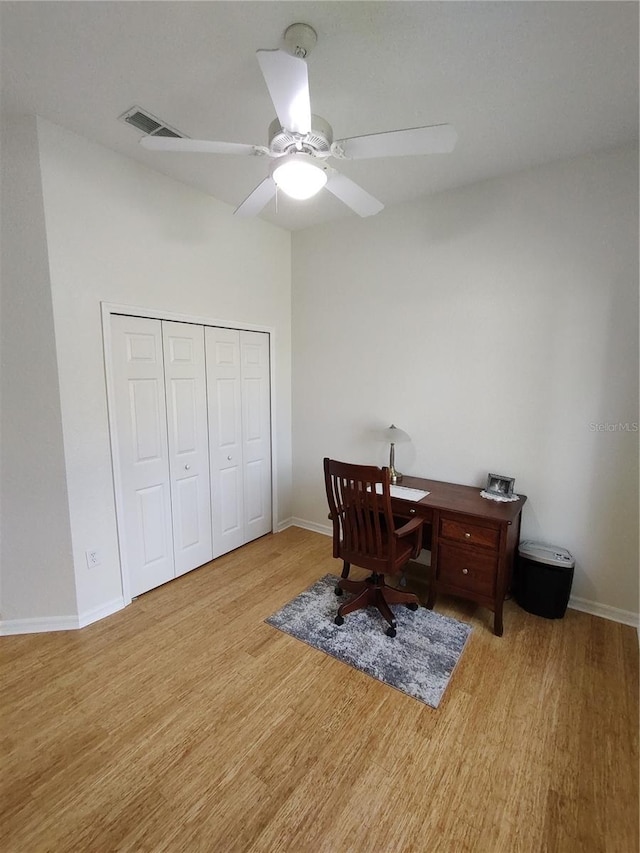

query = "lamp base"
(389, 442), (403, 485)
(389, 468), (403, 485)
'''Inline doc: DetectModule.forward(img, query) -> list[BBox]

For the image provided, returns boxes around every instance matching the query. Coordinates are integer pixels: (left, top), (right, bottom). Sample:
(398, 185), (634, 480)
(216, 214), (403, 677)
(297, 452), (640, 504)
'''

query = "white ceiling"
(1, 1), (638, 232)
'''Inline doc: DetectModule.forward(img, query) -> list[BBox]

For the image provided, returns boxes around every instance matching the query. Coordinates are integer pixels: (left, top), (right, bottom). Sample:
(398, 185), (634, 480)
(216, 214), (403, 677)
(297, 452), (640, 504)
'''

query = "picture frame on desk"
(486, 473), (515, 498)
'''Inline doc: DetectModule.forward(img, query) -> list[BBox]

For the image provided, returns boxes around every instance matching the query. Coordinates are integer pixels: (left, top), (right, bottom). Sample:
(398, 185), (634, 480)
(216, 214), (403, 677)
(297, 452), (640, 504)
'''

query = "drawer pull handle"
(464, 532), (471, 539)
(409, 508), (416, 515)
(462, 568), (469, 574)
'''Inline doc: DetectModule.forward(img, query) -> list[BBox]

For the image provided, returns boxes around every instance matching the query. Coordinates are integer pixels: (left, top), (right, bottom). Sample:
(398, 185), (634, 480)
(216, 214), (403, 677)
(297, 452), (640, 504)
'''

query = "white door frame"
(102, 301), (279, 606)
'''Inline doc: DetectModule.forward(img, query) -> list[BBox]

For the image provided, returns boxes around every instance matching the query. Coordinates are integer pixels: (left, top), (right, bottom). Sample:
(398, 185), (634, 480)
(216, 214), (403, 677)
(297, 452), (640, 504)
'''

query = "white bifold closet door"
(162, 320), (213, 577)
(206, 327), (272, 559)
(110, 315), (212, 597)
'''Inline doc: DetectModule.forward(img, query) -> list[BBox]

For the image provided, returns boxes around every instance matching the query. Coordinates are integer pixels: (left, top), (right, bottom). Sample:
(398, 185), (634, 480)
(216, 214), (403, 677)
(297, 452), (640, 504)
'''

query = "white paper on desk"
(374, 483), (430, 501)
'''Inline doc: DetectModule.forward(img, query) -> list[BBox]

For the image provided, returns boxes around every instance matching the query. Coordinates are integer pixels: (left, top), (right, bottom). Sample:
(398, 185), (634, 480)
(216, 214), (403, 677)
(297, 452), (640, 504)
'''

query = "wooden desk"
(391, 476), (527, 636)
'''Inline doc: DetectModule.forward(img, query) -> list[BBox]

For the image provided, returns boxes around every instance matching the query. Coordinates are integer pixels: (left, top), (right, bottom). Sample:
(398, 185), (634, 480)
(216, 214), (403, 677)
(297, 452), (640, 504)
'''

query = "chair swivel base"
(334, 573), (419, 637)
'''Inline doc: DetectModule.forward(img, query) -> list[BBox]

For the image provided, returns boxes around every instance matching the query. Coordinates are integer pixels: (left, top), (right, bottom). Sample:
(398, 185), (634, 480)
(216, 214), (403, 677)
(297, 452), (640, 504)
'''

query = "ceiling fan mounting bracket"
(284, 23), (317, 59)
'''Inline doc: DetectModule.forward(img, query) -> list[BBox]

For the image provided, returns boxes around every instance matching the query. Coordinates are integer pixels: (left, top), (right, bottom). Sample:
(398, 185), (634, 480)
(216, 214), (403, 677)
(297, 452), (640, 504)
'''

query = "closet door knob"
(184, 464), (191, 470)
(227, 455), (232, 461)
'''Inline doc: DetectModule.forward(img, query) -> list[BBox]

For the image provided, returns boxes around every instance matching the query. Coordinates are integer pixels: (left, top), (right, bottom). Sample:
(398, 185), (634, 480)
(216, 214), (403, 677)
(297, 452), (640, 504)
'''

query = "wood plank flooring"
(1, 527), (638, 852)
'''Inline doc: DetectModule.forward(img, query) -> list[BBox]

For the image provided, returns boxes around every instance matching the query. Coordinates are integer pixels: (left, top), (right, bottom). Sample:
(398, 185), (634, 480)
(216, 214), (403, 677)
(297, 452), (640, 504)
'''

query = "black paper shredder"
(515, 541), (575, 619)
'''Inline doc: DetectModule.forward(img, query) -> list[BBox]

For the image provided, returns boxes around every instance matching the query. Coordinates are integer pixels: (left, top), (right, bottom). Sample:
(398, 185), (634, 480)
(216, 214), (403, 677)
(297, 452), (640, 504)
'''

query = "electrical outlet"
(85, 549), (101, 568)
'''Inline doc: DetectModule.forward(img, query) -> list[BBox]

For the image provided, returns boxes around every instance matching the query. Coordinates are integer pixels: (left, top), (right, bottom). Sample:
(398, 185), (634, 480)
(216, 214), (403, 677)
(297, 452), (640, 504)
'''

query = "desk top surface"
(398, 475), (527, 523)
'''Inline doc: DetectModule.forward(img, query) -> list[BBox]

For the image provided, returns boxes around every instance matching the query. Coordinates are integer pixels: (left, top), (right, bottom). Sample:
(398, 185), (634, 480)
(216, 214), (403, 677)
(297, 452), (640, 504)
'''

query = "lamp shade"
(271, 153), (328, 200)
(383, 424), (410, 444)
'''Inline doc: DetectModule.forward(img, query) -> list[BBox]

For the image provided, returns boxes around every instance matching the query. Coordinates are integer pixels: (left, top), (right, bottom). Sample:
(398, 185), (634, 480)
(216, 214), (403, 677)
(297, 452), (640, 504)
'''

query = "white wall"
(1, 116), (292, 627)
(0, 115), (78, 623)
(291, 145), (639, 619)
(2, 117), (636, 628)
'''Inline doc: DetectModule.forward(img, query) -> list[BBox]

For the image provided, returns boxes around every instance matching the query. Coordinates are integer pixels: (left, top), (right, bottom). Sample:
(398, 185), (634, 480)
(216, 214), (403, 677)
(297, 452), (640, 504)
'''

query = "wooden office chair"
(323, 458), (423, 637)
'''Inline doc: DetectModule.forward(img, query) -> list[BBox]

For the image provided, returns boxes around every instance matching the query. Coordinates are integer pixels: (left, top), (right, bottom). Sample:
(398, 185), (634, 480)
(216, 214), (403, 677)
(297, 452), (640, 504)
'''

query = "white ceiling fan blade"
(325, 171), (384, 218)
(256, 49), (311, 135)
(140, 136), (258, 156)
(335, 124), (458, 160)
(233, 177), (276, 217)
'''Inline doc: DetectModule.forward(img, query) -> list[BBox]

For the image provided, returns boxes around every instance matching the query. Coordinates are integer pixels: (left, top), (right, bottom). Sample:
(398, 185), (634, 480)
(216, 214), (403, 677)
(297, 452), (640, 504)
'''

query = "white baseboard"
(287, 519), (640, 630)
(0, 597), (125, 636)
(289, 517), (332, 537)
(1, 614), (81, 635)
(568, 596), (639, 629)
(78, 597), (126, 628)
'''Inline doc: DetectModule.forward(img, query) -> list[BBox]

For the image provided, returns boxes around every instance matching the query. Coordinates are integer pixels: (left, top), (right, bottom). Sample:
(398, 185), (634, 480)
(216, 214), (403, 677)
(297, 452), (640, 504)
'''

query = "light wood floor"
(1, 527), (638, 853)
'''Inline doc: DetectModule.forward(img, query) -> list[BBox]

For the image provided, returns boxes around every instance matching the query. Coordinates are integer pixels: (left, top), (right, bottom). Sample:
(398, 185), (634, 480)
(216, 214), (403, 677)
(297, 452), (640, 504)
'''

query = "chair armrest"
(394, 517), (423, 538)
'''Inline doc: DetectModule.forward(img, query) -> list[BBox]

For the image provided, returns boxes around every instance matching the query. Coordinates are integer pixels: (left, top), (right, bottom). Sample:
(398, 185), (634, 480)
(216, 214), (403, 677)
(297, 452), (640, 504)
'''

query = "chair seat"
(340, 530), (416, 574)
(340, 531), (414, 573)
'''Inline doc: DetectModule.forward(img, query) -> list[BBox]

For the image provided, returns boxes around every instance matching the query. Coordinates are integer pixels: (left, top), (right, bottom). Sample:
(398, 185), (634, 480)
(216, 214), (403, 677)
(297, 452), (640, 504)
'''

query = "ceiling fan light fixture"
(271, 152), (327, 200)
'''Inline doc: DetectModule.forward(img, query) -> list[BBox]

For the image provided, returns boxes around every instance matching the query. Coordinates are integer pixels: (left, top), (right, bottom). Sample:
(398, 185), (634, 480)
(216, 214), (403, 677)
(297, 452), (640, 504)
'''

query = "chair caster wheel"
(335, 615), (344, 626)
(386, 625), (397, 638)
(407, 602), (419, 611)
(334, 587), (343, 596)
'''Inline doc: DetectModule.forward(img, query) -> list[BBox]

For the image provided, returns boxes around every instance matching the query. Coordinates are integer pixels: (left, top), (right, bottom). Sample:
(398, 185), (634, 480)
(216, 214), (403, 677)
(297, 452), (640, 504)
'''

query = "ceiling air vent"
(119, 106), (184, 139)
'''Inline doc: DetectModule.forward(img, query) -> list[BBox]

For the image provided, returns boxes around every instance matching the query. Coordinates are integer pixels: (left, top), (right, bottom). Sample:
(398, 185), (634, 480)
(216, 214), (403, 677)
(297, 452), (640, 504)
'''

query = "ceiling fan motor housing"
(268, 115), (333, 157)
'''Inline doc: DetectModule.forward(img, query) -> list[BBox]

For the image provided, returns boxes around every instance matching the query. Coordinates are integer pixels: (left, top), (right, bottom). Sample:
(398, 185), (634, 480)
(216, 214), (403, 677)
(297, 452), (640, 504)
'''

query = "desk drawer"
(439, 516), (499, 551)
(391, 500), (433, 523)
(438, 543), (497, 597)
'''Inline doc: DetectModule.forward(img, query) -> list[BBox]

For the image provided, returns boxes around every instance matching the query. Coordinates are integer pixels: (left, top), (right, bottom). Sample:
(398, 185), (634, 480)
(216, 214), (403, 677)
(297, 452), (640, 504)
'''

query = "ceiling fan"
(140, 23), (457, 218)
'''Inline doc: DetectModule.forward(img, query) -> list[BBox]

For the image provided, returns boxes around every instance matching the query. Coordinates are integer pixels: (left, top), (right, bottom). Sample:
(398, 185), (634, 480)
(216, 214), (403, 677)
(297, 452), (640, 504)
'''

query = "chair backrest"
(323, 458), (397, 573)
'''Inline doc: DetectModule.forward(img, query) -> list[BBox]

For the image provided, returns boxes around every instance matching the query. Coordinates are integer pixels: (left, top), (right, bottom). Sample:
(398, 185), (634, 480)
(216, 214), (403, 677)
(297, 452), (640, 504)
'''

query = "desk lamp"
(384, 424), (410, 484)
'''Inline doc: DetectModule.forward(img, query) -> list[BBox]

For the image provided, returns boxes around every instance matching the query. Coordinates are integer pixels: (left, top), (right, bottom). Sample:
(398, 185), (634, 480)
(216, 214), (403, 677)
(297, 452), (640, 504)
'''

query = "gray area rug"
(266, 574), (472, 708)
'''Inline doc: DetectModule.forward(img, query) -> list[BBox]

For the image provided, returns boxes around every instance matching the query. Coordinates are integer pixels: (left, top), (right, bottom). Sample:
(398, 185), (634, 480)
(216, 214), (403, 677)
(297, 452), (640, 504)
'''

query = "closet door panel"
(241, 331), (272, 541)
(163, 322), (213, 576)
(110, 315), (175, 596)
(206, 327), (244, 558)
(137, 484), (169, 566)
(220, 467), (243, 534)
(245, 459), (267, 524)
